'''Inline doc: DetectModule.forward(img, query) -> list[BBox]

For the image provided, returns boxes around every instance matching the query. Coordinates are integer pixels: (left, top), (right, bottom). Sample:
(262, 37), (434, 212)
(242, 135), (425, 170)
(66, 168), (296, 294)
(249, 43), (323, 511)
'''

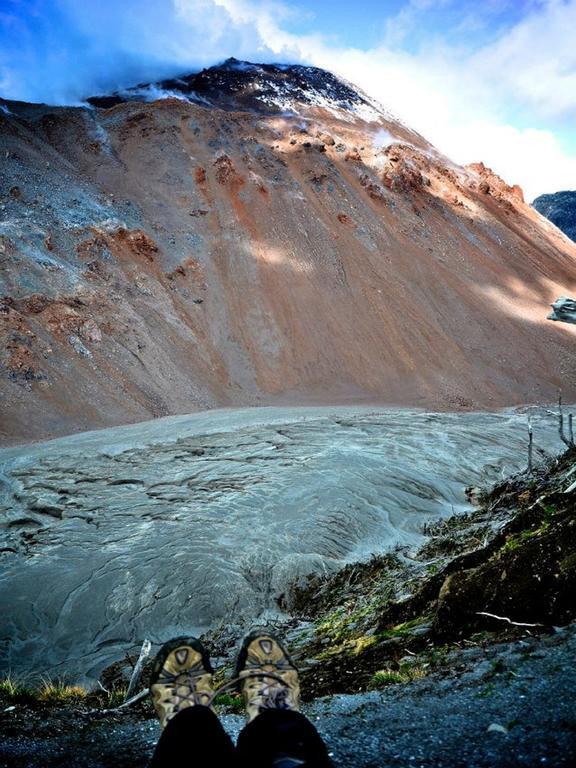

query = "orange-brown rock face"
(1, 64), (576, 443)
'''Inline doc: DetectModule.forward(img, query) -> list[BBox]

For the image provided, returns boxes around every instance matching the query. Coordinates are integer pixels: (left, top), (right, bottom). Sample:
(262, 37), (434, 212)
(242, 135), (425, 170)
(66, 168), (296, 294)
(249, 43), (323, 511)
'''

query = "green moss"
(314, 597), (386, 646)
(559, 552), (576, 575)
(351, 635), (378, 655)
(424, 644), (451, 667)
(540, 502), (558, 518)
(214, 693), (245, 714)
(501, 520), (551, 553)
(377, 616), (430, 640)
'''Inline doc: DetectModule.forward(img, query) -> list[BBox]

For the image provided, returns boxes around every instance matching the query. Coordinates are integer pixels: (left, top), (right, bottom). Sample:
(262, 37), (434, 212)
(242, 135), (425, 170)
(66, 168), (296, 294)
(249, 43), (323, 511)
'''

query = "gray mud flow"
(0, 406), (563, 681)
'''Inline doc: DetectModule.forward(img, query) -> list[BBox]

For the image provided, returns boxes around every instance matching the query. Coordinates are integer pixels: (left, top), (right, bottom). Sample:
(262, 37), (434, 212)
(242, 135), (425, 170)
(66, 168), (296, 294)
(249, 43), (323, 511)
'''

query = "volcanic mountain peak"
(87, 58), (388, 121)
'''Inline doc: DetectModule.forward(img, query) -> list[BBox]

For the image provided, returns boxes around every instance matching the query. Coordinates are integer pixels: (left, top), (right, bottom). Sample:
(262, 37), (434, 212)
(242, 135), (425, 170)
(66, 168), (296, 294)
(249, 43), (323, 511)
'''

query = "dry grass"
(38, 679), (88, 704)
(0, 675), (31, 700)
(0, 675), (90, 705)
(369, 663), (428, 689)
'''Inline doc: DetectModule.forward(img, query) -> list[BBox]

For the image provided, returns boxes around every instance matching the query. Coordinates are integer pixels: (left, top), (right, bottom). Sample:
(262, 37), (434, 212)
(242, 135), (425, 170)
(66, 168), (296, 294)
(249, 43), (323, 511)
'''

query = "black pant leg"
(236, 710), (333, 768)
(149, 705), (237, 767)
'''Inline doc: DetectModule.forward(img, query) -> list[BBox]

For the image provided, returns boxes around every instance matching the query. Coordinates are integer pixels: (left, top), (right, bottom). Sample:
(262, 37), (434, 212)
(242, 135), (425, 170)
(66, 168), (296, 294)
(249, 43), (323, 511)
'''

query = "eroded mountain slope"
(1, 61), (576, 442)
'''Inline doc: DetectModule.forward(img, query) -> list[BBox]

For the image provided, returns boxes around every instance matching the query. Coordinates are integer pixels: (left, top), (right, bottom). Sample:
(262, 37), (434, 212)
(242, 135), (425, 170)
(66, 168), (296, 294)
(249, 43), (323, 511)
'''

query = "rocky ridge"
(533, 190), (576, 243)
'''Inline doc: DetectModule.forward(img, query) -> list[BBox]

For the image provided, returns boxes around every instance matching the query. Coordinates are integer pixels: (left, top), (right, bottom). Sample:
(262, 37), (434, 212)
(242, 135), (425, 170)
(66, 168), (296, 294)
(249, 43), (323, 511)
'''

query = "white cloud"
(471, 0), (576, 120)
(277, 0), (576, 200)
(433, 122), (576, 202)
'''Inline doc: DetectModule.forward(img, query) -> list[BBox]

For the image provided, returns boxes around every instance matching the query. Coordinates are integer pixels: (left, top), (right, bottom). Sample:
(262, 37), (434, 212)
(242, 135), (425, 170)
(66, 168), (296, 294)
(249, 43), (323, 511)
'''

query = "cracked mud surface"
(0, 405), (565, 681)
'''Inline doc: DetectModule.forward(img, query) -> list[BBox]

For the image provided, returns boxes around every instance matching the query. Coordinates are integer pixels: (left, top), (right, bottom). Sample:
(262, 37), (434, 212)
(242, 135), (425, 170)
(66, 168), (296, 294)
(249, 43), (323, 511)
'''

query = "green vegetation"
(0, 676), (129, 709)
(0, 675), (33, 702)
(370, 670), (406, 687)
(377, 616), (431, 640)
(214, 692), (245, 714)
(98, 687), (129, 708)
(501, 520), (551, 553)
(369, 663), (428, 689)
(295, 447), (576, 699)
(0, 676), (89, 705)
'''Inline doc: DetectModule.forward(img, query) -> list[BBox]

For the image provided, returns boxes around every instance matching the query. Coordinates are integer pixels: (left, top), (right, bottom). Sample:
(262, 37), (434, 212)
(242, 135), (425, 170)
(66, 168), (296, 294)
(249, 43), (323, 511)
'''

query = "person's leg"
(236, 709), (332, 768)
(234, 629), (332, 768)
(147, 635), (237, 767)
(150, 705), (236, 768)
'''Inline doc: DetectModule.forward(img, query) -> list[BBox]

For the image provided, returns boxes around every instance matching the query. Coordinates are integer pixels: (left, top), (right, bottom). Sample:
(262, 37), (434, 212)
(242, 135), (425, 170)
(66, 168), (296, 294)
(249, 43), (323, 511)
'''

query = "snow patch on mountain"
(86, 58), (395, 124)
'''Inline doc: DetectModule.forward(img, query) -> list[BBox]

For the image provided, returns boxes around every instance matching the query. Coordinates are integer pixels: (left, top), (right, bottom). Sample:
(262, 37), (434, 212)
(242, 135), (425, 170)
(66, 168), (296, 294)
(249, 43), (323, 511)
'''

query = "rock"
(29, 497), (64, 518)
(68, 334), (92, 357)
(467, 162), (524, 203)
(318, 133), (335, 146)
(548, 296), (576, 325)
(213, 154), (242, 186)
(487, 723), (508, 735)
(79, 320), (102, 343)
(533, 190), (576, 242)
(464, 486), (483, 506)
(119, 229), (159, 262)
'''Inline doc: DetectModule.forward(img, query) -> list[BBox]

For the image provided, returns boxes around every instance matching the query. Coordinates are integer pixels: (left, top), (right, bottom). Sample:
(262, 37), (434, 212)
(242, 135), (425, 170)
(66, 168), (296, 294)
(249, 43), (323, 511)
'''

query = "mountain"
(87, 57), (385, 117)
(1, 60), (576, 443)
(533, 190), (576, 243)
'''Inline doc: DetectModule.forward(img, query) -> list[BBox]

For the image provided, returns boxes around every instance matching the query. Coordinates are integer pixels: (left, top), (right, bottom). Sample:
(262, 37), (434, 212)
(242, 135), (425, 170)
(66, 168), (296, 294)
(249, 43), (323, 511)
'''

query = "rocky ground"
(2, 444), (574, 767)
(2, 625), (576, 767)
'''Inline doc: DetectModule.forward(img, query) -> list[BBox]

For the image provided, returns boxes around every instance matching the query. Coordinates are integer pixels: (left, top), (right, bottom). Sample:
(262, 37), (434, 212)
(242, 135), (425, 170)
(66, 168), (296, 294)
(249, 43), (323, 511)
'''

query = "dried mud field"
(0, 405), (565, 682)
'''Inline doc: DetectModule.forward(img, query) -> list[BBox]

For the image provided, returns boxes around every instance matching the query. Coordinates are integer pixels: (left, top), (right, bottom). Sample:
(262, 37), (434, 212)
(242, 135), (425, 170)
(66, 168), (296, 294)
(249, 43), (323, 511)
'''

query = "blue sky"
(283, 0), (530, 51)
(1, 0), (575, 199)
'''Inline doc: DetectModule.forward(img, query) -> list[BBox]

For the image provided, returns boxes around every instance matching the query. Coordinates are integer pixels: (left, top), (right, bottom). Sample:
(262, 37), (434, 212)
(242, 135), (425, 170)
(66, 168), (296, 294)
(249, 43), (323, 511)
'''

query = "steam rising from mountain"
(0, 0), (293, 104)
(3, 0), (576, 200)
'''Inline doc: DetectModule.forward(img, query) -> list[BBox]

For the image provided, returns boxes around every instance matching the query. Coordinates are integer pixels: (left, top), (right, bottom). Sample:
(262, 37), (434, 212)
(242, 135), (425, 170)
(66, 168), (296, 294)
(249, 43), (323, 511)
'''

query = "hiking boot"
(235, 629), (300, 722)
(149, 636), (215, 728)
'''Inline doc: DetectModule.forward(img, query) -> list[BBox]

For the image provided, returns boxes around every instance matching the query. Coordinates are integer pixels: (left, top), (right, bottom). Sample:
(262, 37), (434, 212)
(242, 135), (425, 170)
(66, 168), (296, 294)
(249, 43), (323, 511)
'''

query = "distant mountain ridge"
(533, 191), (576, 243)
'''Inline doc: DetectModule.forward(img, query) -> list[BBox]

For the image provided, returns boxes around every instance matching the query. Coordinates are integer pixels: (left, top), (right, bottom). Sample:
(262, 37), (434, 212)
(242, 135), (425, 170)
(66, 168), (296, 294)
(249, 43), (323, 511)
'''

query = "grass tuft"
(0, 675), (33, 702)
(98, 687), (128, 709)
(0, 676), (137, 710)
(369, 663), (428, 689)
(38, 679), (88, 704)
